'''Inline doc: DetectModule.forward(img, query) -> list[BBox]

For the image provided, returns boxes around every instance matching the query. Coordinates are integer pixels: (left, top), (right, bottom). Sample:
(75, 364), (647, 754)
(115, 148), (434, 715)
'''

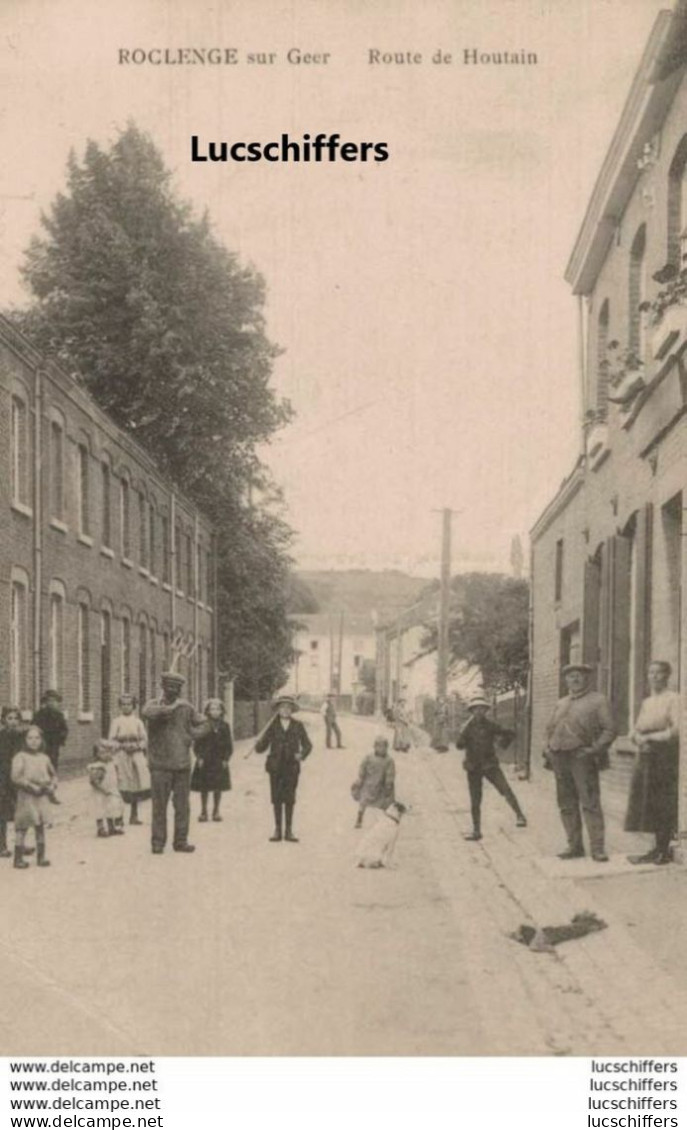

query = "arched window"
(120, 607), (132, 693)
(48, 579), (67, 693)
(596, 300), (610, 420)
(667, 135), (687, 270)
(10, 566), (30, 707)
(120, 470), (132, 559)
(101, 452), (113, 549)
(10, 385), (30, 510)
(49, 408), (66, 523)
(76, 589), (92, 713)
(629, 225), (647, 357)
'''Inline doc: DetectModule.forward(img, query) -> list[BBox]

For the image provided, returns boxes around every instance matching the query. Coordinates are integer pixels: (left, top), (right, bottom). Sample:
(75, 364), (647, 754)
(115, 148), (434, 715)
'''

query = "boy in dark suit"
(255, 695), (312, 842)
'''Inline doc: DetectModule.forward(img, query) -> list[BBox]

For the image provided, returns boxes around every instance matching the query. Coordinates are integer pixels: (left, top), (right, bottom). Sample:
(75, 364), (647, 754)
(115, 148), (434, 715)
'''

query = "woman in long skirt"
(109, 694), (151, 825)
(625, 660), (679, 865)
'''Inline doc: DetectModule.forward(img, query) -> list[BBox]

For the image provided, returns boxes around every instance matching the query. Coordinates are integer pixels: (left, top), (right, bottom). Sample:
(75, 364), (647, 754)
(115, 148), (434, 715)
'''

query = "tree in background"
(10, 123), (296, 697)
(422, 573), (529, 693)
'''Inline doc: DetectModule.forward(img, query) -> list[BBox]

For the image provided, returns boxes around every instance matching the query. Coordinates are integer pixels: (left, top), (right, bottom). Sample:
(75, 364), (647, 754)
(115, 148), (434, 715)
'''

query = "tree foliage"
(422, 573), (529, 693)
(11, 123), (296, 696)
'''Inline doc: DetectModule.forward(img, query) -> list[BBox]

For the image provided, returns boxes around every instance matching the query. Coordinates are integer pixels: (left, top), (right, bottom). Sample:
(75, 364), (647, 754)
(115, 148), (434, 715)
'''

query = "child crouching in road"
(351, 735), (396, 829)
(11, 724), (57, 868)
(89, 740), (125, 838)
(457, 695), (527, 841)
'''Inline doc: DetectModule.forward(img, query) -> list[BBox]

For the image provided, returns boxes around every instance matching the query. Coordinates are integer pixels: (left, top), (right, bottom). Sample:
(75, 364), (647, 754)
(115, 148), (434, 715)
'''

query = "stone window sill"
(149, 575), (159, 586)
(77, 533), (94, 548)
(100, 546), (115, 559)
(11, 501), (33, 519)
(78, 711), (94, 724)
(122, 557), (134, 570)
(50, 517), (68, 534)
(162, 582), (172, 592)
(139, 566), (150, 578)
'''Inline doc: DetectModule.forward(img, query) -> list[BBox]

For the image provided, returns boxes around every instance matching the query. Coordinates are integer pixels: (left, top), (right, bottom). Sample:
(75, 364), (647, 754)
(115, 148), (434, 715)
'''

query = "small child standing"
(11, 724), (57, 868)
(109, 693), (151, 826)
(0, 706), (26, 859)
(351, 735), (396, 829)
(88, 740), (125, 838)
(190, 698), (233, 822)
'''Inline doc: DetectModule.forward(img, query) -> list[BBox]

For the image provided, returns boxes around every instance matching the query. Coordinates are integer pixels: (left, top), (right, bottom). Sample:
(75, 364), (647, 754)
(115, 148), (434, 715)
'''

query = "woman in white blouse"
(625, 660), (679, 865)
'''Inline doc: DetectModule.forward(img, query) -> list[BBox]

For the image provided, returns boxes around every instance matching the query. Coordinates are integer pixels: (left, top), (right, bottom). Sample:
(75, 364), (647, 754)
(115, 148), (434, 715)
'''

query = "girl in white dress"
(109, 693), (151, 825)
(11, 725), (57, 868)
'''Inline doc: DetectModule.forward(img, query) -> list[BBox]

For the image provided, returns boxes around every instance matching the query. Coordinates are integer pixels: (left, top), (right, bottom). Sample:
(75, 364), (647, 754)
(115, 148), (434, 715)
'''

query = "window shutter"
(632, 504), (653, 717)
(582, 558), (602, 675)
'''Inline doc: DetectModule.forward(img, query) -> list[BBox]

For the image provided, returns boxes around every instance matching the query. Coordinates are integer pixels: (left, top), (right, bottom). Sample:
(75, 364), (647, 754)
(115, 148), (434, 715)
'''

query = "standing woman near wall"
(626, 660), (680, 866)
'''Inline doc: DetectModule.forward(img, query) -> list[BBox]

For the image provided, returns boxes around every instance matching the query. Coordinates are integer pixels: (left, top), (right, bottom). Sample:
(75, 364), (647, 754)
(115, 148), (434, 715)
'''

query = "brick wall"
(0, 321), (216, 770)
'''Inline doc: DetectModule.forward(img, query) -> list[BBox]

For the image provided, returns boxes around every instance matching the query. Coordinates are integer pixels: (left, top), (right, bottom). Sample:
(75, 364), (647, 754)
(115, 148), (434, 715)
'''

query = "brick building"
(529, 4), (687, 838)
(0, 314), (217, 768)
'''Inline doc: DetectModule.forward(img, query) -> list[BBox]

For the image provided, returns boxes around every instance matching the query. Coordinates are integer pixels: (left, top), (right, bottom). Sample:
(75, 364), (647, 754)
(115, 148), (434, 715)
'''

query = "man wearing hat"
(141, 672), (206, 854)
(456, 695), (527, 840)
(254, 695), (312, 842)
(321, 693), (344, 750)
(544, 663), (615, 862)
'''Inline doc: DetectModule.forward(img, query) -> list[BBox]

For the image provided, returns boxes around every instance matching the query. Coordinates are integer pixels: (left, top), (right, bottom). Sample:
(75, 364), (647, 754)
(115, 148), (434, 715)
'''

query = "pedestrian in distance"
(0, 705), (25, 859)
(255, 695), (312, 842)
(11, 725), (57, 869)
(625, 660), (679, 866)
(351, 735), (396, 829)
(88, 740), (125, 838)
(191, 697), (233, 823)
(32, 689), (69, 774)
(141, 672), (207, 855)
(392, 699), (413, 752)
(544, 662), (615, 863)
(457, 695), (527, 841)
(109, 693), (151, 826)
(431, 697), (450, 752)
(321, 693), (344, 749)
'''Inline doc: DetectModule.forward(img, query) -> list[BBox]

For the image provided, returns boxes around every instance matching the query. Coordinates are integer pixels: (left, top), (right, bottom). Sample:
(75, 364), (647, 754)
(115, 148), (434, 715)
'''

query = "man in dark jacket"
(456, 695), (527, 841)
(255, 695), (313, 842)
(141, 671), (206, 855)
(33, 690), (69, 771)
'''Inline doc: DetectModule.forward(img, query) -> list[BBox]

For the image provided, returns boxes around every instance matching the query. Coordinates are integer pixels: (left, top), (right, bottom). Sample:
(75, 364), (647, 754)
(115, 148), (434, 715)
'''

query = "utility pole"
(436, 508), (453, 700)
(337, 610), (345, 697)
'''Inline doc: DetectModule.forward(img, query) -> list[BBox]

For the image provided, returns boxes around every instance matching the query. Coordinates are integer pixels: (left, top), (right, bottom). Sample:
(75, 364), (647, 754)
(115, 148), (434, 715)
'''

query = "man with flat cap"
(142, 671), (206, 855)
(544, 663), (615, 862)
(255, 694), (312, 842)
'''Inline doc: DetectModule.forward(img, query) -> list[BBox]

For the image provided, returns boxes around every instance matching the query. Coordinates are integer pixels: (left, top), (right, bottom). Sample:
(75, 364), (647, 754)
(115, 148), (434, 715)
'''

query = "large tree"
(11, 123), (296, 696)
(422, 573), (529, 693)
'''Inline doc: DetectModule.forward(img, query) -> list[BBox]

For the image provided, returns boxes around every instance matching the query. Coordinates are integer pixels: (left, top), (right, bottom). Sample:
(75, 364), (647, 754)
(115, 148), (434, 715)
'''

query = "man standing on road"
(544, 663), (615, 863)
(142, 672), (206, 855)
(321, 693), (344, 749)
(456, 695), (527, 840)
(256, 695), (313, 842)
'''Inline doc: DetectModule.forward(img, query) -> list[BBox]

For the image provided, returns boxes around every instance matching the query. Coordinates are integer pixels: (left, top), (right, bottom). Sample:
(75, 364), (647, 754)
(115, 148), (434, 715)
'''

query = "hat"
(467, 696), (490, 711)
(41, 689), (62, 703)
(273, 694), (300, 712)
(562, 663), (593, 676)
(161, 671), (186, 687)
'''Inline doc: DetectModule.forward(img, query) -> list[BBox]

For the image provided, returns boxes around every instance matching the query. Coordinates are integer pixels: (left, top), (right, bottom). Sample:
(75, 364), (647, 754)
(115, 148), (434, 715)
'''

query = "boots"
(97, 819), (109, 838)
(269, 805), (283, 842)
(284, 803), (298, 843)
(36, 828), (50, 867)
(0, 822), (11, 859)
(107, 818), (124, 836)
(129, 802), (142, 826)
(14, 845), (29, 869)
(355, 810), (364, 830)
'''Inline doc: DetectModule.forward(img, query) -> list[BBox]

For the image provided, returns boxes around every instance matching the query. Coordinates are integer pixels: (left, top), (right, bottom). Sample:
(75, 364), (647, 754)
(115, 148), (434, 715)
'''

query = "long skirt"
(624, 745), (678, 835)
(114, 749), (152, 804)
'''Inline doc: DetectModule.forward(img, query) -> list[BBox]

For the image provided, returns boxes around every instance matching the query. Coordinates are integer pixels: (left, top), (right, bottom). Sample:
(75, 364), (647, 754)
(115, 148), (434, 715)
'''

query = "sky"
(0, 0), (669, 576)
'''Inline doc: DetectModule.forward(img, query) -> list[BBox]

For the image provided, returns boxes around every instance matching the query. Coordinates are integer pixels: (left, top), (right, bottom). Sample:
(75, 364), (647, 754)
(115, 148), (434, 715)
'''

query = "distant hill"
(290, 569), (429, 618)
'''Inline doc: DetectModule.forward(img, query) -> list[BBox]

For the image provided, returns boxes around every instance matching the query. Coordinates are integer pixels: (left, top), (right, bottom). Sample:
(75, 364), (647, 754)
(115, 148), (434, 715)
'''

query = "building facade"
(0, 315), (217, 767)
(530, 6), (687, 837)
(283, 613), (376, 703)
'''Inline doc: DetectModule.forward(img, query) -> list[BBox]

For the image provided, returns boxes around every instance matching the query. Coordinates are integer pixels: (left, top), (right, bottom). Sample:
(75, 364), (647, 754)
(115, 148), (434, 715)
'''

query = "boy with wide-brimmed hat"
(456, 695), (527, 841)
(255, 694), (312, 842)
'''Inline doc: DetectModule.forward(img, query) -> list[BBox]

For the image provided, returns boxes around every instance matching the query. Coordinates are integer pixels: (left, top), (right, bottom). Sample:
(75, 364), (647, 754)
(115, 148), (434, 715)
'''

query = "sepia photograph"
(1, 0), (687, 1062)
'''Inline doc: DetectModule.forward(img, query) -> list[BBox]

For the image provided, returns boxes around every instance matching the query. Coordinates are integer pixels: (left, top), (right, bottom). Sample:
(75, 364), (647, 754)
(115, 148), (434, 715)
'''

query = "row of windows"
(9, 569), (209, 724)
(592, 133), (687, 418)
(9, 395), (212, 602)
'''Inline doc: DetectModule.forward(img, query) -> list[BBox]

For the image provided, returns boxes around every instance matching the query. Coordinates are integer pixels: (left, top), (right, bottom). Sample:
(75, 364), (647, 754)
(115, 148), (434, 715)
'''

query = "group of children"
(0, 693), (233, 869)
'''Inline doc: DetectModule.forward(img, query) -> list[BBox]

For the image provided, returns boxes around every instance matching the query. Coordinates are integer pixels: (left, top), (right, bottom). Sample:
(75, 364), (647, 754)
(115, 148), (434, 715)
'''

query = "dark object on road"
(510, 911), (607, 952)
